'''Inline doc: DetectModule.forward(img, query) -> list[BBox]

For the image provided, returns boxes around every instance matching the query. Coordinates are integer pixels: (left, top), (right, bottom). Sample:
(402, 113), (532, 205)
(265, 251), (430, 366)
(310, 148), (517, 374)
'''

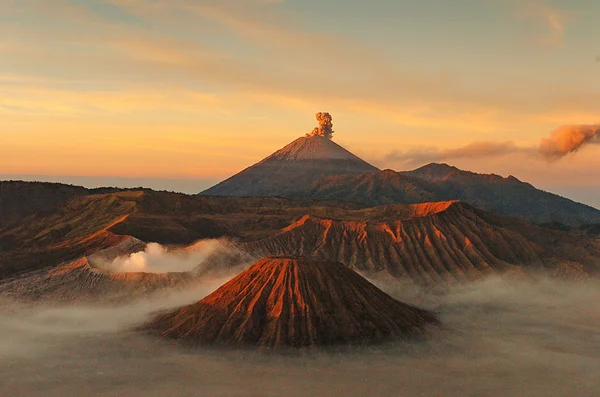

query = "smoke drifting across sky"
(382, 124), (600, 167)
(539, 124), (600, 160)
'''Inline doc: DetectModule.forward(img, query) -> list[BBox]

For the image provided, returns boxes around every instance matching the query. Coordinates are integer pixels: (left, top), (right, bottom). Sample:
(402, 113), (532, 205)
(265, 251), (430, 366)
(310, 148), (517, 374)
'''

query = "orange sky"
(1, 0), (599, 206)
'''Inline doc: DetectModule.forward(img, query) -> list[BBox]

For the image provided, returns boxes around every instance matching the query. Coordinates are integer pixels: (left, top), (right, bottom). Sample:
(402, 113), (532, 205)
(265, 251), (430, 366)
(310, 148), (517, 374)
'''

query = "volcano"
(201, 134), (378, 197)
(144, 256), (438, 348)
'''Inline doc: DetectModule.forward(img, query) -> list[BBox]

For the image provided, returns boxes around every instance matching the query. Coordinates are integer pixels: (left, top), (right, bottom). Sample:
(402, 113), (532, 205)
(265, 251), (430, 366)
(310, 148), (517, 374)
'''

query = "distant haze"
(1, 1), (599, 191)
(0, 175), (218, 195)
(2, 173), (598, 210)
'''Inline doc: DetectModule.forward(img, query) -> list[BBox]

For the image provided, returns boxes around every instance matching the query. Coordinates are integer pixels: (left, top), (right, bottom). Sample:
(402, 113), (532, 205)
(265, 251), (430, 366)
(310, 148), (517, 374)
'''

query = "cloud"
(383, 141), (537, 167)
(539, 124), (600, 160)
(0, 0), (597, 137)
(521, 0), (572, 47)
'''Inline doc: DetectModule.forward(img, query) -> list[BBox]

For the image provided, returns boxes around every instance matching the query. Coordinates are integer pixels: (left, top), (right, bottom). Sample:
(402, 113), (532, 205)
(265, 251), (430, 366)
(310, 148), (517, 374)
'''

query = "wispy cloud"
(382, 141), (537, 168)
(521, 0), (572, 47)
(0, 0), (597, 135)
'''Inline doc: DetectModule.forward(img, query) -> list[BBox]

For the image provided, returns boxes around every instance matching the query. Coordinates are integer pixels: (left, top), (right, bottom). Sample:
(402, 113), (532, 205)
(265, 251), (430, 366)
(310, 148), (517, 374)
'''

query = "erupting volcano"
(144, 256), (438, 348)
(202, 113), (378, 197)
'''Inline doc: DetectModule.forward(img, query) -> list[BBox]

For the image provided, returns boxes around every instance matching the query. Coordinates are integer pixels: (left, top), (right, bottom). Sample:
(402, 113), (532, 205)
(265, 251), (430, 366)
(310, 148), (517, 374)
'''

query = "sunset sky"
(1, 0), (599, 206)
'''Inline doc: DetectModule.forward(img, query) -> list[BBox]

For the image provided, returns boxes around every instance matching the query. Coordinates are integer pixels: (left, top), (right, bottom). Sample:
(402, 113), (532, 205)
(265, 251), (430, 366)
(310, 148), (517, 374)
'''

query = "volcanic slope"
(0, 185), (364, 278)
(401, 163), (600, 225)
(201, 134), (379, 197)
(0, 238), (196, 304)
(144, 256), (438, 348)
(298, 164), (600, 226)
(245, 201), (600, 285)
(1, 183), (598, 284)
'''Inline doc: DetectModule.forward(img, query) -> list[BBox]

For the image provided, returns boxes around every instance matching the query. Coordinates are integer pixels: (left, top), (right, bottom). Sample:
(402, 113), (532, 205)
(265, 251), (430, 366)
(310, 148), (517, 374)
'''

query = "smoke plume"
(307, 112), (334, 139)
(539, 124), (600, 160)
(101, 239), (241, 274)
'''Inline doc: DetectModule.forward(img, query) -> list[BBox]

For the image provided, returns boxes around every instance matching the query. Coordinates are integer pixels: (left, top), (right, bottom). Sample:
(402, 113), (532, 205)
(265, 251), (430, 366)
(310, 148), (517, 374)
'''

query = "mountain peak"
(202, 131), (378, 197)
(143, 256), (438, 348)
(409, 163), (461, 179)
(264, 134), (368, 162)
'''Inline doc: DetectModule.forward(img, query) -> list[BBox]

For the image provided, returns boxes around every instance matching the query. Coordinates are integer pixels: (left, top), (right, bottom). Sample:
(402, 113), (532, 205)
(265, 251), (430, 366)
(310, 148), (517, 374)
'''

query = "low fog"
(1, 273), (599, 397)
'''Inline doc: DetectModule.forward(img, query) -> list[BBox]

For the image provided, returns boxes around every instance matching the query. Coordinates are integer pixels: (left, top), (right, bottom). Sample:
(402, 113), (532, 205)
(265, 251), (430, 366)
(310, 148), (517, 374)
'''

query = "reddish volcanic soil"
(245, 201), (600, 284)
(144, 256), (438, 348)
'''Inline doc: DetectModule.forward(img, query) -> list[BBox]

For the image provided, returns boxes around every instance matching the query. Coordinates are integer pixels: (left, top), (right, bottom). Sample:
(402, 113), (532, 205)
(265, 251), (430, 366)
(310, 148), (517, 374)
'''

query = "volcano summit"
(202, 113), (378, 197)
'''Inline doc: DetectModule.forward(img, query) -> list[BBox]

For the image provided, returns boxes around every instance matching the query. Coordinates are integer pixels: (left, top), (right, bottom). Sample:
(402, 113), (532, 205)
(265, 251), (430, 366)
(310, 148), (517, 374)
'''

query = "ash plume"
(539, 124), (600, 160)
(307, 112), (334, 139)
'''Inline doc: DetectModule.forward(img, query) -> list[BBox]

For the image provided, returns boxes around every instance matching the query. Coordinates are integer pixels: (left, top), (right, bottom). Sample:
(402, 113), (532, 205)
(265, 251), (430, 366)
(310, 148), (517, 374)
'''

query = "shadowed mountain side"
(296, 165), (600, 226)
(1, 185), (598, 284)
(244, 202), (600, 285)
(107, 191), (366, 244)
(0, 181), (126, 230)
(401, 163), (600, 225)
(143, 257), (438, 348)
(202, 135), (379, 197)
(301, 169), (438, 206)
(0, 187), (366, 277)
(0, 191), (141, 278)
(0, 181), (89, 230)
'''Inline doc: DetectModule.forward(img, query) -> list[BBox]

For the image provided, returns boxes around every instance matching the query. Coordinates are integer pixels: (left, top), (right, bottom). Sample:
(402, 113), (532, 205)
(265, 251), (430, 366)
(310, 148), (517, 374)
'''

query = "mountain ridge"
(196, 131), (599, 225)
(297, 163), (600, 226)
(1, 187), (597, 284)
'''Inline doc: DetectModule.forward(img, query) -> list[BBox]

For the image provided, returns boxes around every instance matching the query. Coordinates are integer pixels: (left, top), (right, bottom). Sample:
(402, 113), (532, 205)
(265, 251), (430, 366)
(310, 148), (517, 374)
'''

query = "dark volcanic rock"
(144, 256), (438, 348)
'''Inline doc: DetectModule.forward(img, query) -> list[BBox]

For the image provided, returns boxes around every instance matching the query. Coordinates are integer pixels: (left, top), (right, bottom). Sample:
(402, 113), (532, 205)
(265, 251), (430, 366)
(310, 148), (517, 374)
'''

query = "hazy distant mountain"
(401, 163), (600, 225)
(199, 134), (599, 225)
(143, 256), (438, 348)
(297, 164), (600, 226)
(201, 135), (379, 197)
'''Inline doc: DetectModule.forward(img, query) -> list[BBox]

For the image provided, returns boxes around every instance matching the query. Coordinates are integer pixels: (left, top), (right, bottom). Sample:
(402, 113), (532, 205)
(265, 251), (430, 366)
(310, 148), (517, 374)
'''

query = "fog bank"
(1, 276), (599, 397)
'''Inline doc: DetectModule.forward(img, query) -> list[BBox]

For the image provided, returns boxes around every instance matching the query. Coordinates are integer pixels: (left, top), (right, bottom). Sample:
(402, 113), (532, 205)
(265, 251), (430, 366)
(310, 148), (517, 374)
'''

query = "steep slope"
(245, 202), (600, 284)
(201, 135), (379, 197)
(144, 256), (438, 348)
